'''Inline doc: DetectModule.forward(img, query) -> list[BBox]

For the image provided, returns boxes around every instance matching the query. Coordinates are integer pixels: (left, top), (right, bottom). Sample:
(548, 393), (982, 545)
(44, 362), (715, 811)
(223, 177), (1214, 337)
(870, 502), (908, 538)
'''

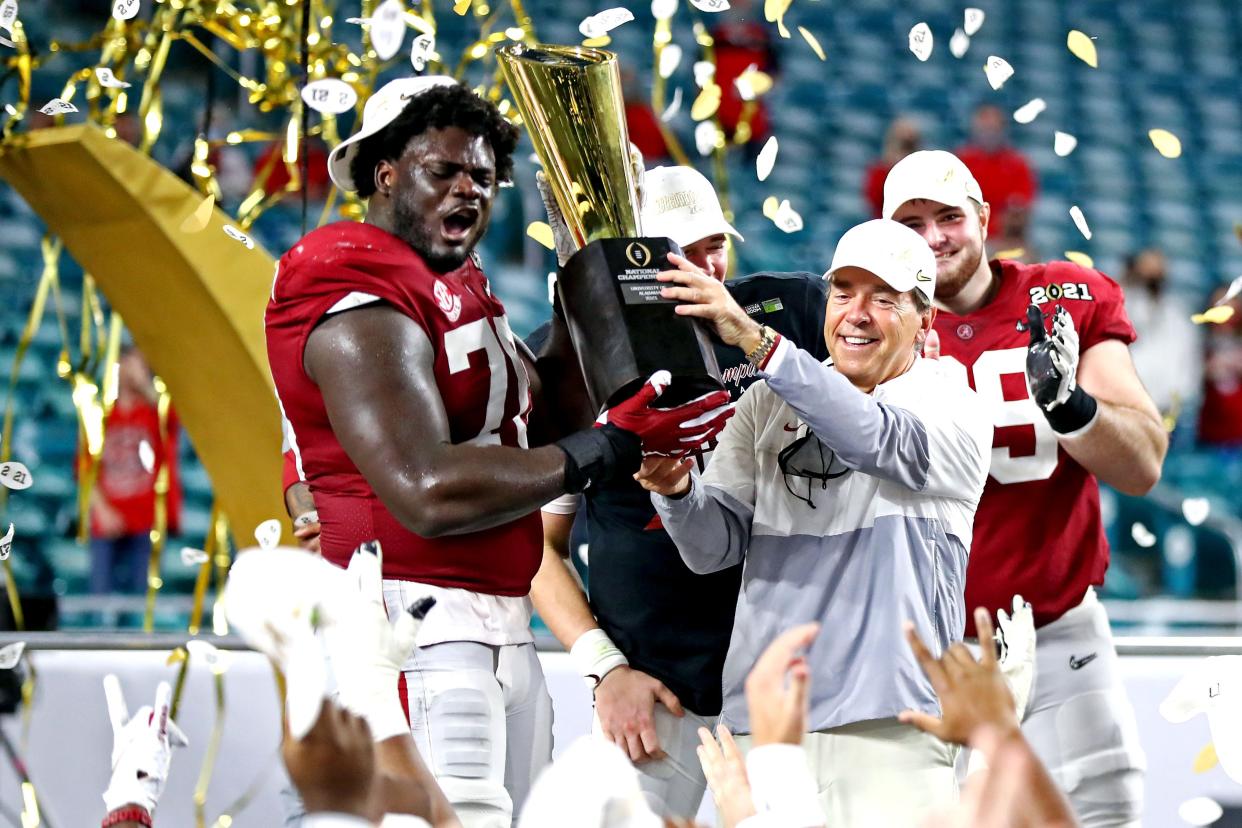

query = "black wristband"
(556, 423), (642, 493)
(1042, 385), (1098, 434)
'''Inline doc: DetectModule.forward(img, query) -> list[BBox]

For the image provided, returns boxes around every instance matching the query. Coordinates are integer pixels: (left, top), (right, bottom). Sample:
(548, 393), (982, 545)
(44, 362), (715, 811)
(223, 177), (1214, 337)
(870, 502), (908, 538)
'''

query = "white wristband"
(302, 814), (374, 827)
(570, 628), (628, 689)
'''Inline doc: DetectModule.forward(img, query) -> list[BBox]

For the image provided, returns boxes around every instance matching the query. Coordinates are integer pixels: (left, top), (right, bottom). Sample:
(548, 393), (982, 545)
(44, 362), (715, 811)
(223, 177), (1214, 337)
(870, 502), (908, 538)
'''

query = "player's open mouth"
(442, 207), (479, 242)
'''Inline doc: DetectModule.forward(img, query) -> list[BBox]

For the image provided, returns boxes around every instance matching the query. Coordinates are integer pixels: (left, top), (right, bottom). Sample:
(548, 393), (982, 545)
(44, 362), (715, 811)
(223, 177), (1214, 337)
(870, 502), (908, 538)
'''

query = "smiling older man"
(636, 219), (992, 827)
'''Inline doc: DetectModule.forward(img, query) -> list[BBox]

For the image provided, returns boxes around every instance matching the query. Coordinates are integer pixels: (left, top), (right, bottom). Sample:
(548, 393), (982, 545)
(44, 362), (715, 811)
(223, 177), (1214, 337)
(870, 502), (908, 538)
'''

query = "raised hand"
(1021, 303), (1080, 411)
(102, 676), (189, 815)
(598, 370), (734, 457)
(696, 725), (756, 828)
(657, 254), (761, 349)
(745, 623), (818, 747)
(898, 608), (1019, 747)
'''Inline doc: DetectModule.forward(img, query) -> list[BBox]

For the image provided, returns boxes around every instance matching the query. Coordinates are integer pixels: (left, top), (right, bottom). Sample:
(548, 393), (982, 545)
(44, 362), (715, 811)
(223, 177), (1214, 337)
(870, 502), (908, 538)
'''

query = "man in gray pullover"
(637, 218), (992, 827)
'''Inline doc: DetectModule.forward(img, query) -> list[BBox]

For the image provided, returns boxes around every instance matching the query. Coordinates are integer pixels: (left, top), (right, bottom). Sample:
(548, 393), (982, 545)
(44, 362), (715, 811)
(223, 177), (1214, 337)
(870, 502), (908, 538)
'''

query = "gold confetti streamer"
(1066, 30), (1098, 67)
(1149, 128), (1183, 158)
(798, 27), (825, 61)
(691, 82), (722, 121)
(181, 194), (216, 234)
(527, 221), (555, 250)
(1064, 251), (1095, 269)
(1194, 742), (1219, 773)
(1191, 306), (1235, 325)
(993, 247), (1026, 260)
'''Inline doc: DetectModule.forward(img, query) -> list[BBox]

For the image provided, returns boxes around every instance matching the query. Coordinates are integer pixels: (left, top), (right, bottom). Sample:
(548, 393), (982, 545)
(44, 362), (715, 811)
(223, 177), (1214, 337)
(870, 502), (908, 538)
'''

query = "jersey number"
(443, 316), (530, 448)
(938, 347), (1058, 484)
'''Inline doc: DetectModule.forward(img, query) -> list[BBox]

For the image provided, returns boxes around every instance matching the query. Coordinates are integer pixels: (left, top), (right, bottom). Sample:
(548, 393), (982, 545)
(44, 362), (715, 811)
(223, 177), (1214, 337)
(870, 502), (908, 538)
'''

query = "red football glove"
(597, 371), (735, 457)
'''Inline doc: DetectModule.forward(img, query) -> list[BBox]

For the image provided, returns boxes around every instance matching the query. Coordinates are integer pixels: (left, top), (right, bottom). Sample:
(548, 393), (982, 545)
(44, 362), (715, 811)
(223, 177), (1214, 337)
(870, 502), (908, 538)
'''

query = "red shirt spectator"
(955, 105), (1037, 238)
(710, 16), (778, 144)
(1199, 292), (1242, 446)
(863, 117), (923, 217)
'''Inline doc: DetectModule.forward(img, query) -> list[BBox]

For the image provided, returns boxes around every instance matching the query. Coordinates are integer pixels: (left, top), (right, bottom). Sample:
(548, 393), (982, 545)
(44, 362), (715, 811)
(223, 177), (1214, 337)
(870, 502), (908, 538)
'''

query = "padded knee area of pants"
(1050, 691), (1145, 793)
(430, 687), (494, 779)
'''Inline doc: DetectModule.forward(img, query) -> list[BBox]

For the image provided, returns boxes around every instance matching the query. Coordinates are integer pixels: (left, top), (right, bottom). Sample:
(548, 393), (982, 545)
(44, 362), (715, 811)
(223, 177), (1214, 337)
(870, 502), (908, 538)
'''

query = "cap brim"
(328, 129), (374, 193)
(657, 216), (744, 249)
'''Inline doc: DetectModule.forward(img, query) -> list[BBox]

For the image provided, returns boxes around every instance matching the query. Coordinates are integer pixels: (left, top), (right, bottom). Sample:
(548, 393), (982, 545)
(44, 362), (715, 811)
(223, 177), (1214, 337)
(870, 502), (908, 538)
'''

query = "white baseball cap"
(881, 149), (984, 220)
(826, 218), (937, 302)
(327, 75), (458, 193)
(640, 165), (743, 248)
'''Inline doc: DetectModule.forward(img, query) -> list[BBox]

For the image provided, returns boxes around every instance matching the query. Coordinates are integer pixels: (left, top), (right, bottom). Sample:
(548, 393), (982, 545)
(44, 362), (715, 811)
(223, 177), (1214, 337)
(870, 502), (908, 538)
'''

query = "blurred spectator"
(1122, 248), (1203, 418)
(622, 66), (670, 163)
(710, 0), (778, 149)
(956, 104), (1037, 243)
(863, 117), (922, 217)
(254, 137), (332, 202)
(1198, 287), (1242, 447)
(87, 345), (181, 594)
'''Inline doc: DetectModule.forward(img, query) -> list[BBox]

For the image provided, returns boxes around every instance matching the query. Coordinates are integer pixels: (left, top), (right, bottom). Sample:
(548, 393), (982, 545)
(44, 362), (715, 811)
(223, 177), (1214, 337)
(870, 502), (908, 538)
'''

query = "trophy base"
(558, 237), (725, 412)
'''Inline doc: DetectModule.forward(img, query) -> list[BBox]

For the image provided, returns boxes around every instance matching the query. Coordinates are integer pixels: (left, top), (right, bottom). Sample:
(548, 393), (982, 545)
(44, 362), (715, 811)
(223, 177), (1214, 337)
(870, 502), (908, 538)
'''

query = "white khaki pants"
(1021, 589), (1145, 828)
(592, 703), (717, 819)
(736, 718), (957, 828)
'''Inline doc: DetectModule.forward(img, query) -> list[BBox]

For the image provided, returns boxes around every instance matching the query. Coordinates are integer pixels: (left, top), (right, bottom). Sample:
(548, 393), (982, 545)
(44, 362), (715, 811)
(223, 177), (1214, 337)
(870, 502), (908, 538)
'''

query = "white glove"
(102, 676), (189, 814)
(326, 542), (435, 742)
(995, 595), (1037, 721)
(534, 170), (578, 268)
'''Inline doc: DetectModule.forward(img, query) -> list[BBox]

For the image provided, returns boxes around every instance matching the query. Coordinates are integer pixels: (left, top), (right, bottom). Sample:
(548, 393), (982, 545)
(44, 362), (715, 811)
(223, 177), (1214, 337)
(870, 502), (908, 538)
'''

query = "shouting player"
(528, 165), (829, 817)
(884, 150), (1166, 826)
(265, 77), (731, 826)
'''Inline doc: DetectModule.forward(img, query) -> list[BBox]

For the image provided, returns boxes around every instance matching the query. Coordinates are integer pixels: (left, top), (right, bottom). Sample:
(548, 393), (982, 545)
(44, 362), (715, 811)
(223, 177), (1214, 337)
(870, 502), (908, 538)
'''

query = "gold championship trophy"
(497, 44), (723, 410)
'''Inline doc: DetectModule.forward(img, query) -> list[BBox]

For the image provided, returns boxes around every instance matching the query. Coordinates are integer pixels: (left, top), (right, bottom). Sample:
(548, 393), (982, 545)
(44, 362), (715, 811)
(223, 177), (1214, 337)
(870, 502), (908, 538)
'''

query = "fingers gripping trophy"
(497, 45), (725, 410)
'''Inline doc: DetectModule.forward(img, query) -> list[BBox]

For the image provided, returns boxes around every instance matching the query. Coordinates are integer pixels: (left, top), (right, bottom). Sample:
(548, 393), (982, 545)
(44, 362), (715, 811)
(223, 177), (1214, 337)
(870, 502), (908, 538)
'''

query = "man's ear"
(915, 305), (936, 348)
(375, 159), (395, 198)
(976, 201), (991, 240)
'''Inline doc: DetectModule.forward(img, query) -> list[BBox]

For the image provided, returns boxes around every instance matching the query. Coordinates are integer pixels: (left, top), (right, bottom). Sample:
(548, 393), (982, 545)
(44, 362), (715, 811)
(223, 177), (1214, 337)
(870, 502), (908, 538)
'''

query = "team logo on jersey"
(955, 323), (975, 340)
(433, 279), (462, 322)
(625, 242), (653, 268)
(1029, 282), (1096, 304)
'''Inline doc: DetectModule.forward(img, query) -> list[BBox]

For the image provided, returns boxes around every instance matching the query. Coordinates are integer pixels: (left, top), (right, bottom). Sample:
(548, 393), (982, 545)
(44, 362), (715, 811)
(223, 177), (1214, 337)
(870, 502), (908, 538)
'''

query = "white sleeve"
(737, 744), (825, 828)
(301, 814), (376, 827)
(325, 291), (383, 315)
(541, 493), (581, 515)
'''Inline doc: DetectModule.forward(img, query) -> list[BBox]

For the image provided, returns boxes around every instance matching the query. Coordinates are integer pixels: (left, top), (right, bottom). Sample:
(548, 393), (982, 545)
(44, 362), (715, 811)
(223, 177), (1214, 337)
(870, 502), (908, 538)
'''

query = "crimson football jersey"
(265, 222), (541, 595)
(934, 259), (1136, 633)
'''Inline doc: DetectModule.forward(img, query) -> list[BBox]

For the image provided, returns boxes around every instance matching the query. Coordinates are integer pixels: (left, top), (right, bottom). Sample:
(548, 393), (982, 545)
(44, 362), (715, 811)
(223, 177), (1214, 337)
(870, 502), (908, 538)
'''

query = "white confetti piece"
(180, 546), (209, 566)
(689, 0), (728, 11)
(1149, 128), (1182, 159)
(223, 225), (255, 249)
(1180, 797), (1223, 826)
(1069, 205), (1091, 240)
(964, 8), (985, 36)
(756, 136), (778, 181)
(1182, 498), (1210, 526)
(0, 0), (17, 32)
(693, 61), (715, 88)
(1054, 131), (1077, 156)
(949, 28), (970, 58)
(661, 87), (682, 122)
(1013, 98), (1046, 124)
(301, 78), (357, 116)
(908, 22), (933, 62)
(651, 0), (677, 20)
(658, 44), (682, 79)
(579, 7), (633, 39)
(38, 98), (77, 116)
(1131, 522), (1156, 548)
(734, 64), (773, 100)
(111, 0), (139, 21)
(1219, 274), (1242, 305)
(984, 56), (1014, 90)
(798, 26), (825, 61)
(255, 519), (282, 550)
(138, 439), (155, 474)
(695, 120), (720, 156)
(94, 68), (131, 89)
(0, 461), (32, 490)
(0, 641), (24, 669)
(186, 639), (232, 674)
(773, 199), (803, 233)
(370, 0), (406, 61)
(1067, 30), (1098, 68)
(0, 523), (12, 562)
(410, 32), (436, 71)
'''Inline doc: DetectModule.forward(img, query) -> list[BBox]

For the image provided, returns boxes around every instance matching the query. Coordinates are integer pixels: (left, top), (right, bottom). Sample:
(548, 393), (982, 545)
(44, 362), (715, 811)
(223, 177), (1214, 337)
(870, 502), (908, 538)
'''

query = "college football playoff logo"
(625, 242), (653, 268)
(433, 279), (462, 322)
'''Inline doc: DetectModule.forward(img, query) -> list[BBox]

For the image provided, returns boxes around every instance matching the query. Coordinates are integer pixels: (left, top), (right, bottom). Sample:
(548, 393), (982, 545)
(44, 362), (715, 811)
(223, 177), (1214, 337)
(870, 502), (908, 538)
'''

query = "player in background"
(265, 78), (731, 826)
(884, 150), (1166, 826)
(527, 165), (829, 817)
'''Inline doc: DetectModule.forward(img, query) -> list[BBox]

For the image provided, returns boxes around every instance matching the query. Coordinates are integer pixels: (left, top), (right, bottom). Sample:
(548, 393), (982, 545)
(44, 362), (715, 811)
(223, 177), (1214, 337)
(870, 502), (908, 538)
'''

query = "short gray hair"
(823, 274), (933, 316)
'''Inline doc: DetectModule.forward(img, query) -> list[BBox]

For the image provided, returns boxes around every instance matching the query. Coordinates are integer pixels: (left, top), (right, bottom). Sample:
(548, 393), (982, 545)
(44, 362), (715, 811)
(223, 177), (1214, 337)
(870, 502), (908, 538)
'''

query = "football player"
(884, 150), (1166, 826)
(527, 165), (829, 817)
(265, 78), (731, 826)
